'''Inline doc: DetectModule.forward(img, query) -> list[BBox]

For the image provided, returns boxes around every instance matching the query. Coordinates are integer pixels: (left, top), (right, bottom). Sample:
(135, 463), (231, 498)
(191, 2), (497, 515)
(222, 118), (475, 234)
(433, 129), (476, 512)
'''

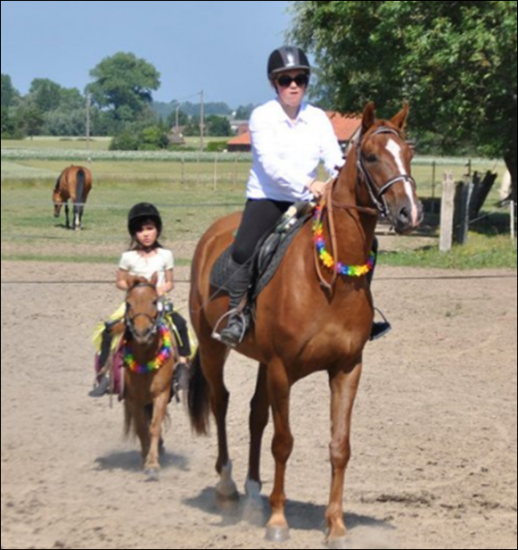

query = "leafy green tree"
(1, 74), (19, 107)
(17, 103), (44, 138)
(234, 104), (255, 120)
(29, 78), (62, 112)
(87, 52), (160, 122)
(291, 0), (517, 199)
(206, 115), (231, 136)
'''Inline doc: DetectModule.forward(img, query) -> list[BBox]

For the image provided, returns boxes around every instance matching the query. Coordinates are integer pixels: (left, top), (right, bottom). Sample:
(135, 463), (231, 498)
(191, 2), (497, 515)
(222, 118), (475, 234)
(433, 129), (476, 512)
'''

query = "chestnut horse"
(52, 165), (92, 230)
(122, 274), (178, 478)
(188, 102), (422, 546)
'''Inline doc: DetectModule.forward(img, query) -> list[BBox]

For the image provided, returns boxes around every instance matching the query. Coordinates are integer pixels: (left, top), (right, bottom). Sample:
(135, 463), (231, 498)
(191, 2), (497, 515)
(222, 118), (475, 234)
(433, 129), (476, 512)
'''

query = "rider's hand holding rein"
(307, 179), (328, 200)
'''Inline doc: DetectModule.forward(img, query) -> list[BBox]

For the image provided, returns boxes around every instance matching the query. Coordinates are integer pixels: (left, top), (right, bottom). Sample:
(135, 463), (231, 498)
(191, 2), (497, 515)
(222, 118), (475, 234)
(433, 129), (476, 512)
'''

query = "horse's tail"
(187, 350), (211, 435)
(76, 169), (86, 204)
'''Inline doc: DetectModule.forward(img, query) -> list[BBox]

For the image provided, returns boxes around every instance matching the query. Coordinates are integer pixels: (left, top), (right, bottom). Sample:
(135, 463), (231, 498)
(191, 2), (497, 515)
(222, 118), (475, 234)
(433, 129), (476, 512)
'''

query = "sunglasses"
(276, 74), (309, 88)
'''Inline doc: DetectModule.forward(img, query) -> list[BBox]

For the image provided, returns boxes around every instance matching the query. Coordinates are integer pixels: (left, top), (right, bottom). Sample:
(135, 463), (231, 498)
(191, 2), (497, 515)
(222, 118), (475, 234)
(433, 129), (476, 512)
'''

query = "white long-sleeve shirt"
(246, 99), (345, 202)
(118, 248), (174, 287)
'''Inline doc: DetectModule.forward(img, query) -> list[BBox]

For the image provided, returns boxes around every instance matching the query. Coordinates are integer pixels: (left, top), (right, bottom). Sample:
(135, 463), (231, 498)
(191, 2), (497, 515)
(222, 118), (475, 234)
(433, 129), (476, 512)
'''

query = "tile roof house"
(226, 112), (361, 152)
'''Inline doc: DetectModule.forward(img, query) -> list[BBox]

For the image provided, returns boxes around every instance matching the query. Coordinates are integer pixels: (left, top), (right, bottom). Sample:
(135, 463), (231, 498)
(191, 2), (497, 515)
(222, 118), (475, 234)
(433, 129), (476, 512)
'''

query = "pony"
(187, 102), (423, 546)
(121, 274), (178, 478)
(52, 165), (92, 230)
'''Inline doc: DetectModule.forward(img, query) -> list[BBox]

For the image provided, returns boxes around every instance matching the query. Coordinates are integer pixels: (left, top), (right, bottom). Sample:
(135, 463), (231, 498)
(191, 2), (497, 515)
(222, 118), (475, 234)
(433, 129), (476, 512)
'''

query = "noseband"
(124, 282), (164, 341)
(356, 126), (417, 217)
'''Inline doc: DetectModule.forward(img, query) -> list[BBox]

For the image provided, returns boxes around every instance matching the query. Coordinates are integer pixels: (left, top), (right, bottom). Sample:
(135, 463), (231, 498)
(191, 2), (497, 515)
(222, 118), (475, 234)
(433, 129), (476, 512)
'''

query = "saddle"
(210, 201), (314, 303)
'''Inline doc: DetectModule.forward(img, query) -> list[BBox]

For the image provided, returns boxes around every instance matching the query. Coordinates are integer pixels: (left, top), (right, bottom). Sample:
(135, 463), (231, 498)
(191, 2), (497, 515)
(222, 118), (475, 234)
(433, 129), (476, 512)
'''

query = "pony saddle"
(210, 201), (314, 303)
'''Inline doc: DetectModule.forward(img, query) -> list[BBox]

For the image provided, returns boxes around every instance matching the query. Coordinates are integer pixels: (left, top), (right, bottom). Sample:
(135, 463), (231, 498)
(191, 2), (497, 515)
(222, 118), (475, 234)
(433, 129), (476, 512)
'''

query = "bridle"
(355, 126), (417, 218)
(314, 125), (416, 291)
(124, 282), (164, 342)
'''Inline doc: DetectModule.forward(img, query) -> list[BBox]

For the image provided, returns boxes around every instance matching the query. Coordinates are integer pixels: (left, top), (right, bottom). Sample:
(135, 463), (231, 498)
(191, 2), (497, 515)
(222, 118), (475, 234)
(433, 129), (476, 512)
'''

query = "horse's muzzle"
(392, 200), (424, 235)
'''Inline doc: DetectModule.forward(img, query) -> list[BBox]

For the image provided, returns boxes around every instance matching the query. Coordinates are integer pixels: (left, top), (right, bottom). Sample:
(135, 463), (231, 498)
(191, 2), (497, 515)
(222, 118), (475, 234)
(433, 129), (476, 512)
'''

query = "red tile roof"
(227, 111), (361, 147)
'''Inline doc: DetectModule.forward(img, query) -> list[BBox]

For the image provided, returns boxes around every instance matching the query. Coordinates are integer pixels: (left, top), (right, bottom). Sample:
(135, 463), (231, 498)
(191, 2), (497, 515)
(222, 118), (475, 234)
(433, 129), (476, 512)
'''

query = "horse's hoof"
(265, 525), (290, 543)
(144, 468), (160, 481)
(215, 488), (240, 504)
(326, 537), (348, 549)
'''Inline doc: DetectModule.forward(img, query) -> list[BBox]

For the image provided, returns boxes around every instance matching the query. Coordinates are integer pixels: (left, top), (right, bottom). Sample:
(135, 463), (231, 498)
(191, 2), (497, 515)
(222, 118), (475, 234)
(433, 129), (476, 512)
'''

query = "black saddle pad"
(210, 213), (311, 301)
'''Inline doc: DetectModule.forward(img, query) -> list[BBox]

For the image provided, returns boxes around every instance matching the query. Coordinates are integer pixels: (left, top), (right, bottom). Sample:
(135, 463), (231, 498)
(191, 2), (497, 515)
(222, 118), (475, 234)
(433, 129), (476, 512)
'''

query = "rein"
(313, 126), (414, 292)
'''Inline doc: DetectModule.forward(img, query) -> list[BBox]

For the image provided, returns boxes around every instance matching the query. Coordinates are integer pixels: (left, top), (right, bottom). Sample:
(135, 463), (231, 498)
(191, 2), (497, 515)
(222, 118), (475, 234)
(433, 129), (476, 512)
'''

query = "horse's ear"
(126, 274), (138, 290)
(362, 102), (376, 133)
(391, 101), (409, 131)
(150, 272), (158, 287)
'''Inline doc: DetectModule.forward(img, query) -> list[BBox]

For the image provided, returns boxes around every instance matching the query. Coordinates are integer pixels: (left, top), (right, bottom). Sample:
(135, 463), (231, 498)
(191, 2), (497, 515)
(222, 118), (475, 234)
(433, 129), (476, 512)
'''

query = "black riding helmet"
(267, 46), (311, 79)
(127, 202), (162, 235)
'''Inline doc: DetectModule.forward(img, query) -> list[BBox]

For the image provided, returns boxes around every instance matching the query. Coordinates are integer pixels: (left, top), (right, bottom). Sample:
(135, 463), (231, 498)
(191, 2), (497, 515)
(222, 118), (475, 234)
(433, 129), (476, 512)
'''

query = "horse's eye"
(126, 302), (132, 310)
(365, 154), (378, 163)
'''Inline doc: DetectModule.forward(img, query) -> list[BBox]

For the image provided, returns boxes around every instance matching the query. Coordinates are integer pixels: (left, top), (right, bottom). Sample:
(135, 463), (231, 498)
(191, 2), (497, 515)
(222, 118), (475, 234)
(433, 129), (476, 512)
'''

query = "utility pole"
(199, 90), (204, 151)
(85, 92), (91, 163)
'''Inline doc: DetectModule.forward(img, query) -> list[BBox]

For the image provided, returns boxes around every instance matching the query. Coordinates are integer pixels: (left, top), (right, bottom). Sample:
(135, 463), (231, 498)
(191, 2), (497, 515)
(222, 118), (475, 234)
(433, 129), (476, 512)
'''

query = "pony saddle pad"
(210, 202), (313, 302)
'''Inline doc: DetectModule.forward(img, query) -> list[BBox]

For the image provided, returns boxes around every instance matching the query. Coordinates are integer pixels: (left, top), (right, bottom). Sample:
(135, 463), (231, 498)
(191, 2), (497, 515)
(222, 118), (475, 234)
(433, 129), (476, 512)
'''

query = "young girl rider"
(90, 202), (191, 397)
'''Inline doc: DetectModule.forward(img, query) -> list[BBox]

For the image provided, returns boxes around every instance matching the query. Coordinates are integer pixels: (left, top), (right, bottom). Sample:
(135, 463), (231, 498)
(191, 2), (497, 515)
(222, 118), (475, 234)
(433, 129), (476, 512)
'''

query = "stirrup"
(212, 309), (247, 347)
(370, 308), (392, 341)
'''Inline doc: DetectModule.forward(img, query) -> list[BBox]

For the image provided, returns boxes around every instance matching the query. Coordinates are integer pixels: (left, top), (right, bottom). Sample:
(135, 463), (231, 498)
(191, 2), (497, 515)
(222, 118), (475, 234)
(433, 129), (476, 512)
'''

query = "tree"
(206, 115), (231, 136)
(1, 74), (19, 108)
(234, 103), (255, 120)
(291, 1), (517, 200)
(87, 52), (160, 123)
(29, 78), (62, 112)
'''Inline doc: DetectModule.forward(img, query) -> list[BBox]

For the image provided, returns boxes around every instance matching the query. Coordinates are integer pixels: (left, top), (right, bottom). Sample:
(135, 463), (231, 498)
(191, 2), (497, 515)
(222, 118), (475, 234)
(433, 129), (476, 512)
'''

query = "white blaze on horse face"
(387, 138), (419, 225)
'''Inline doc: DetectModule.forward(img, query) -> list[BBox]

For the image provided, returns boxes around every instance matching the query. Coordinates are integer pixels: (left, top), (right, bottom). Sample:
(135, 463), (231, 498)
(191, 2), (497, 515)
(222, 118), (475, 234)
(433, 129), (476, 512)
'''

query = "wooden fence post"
(440, 171), (455, 252)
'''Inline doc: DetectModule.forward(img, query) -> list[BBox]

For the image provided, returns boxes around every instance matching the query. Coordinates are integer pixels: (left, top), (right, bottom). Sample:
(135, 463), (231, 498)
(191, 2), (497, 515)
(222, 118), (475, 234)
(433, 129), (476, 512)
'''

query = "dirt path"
(1, 262), (516, 549)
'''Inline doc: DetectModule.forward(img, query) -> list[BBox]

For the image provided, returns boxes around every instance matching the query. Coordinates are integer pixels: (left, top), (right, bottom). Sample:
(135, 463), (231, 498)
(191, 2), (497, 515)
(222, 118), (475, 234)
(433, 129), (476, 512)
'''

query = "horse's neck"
(329, 154), (377, 259)
(131, 335), (160, 363)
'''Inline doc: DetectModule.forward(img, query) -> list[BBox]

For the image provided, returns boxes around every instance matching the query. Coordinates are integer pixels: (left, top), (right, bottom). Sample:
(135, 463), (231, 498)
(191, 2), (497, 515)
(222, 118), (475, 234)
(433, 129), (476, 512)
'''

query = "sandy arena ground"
(1, 261), (516, 549)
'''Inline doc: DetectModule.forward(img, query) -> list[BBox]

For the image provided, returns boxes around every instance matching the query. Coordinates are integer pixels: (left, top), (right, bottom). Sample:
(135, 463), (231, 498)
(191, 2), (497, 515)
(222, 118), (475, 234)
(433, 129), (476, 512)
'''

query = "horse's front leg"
(265, 359), (293, 543)
(144, 391), (169, 478)
(326, 360), (363, 547)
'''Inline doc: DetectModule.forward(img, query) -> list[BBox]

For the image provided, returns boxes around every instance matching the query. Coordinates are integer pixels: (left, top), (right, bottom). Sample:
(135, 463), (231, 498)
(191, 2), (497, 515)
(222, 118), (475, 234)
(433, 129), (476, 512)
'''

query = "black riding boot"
(89, 320), (118, 397)
(368, 238), (392, 341)
(218, 260), (252, 348)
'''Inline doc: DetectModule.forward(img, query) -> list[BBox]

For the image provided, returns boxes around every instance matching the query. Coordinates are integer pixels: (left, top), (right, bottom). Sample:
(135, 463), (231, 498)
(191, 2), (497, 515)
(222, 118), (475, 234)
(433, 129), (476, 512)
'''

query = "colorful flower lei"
(124, 323), (174, 374)
(313, 205), (376, 277)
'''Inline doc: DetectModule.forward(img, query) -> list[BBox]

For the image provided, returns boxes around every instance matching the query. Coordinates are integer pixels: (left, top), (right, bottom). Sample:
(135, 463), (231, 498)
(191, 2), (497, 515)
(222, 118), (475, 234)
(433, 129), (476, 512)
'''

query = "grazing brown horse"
(188, 102), (423, 546)
(52, 165), (92, 230)
(122, 274), (178, 479)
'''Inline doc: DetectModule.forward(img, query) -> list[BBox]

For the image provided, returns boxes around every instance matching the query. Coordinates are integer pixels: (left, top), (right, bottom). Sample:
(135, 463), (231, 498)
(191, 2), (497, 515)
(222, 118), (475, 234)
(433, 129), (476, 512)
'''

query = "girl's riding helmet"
(127, 202), (162, 235)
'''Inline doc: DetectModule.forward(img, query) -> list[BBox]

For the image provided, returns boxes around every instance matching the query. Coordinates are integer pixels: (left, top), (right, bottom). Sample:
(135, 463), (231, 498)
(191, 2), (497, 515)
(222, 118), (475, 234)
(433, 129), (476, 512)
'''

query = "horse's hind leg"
(200, 339), (238, 501)
(244, 363), (269, 522)
(64, 203), (70, 229)
(246, 364), (269, 494)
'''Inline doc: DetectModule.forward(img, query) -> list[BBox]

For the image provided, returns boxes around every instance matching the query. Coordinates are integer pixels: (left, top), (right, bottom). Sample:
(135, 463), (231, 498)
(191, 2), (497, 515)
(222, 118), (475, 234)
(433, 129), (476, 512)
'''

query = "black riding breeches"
(231, 199), (293, 266)
(170, 311), (191, 357)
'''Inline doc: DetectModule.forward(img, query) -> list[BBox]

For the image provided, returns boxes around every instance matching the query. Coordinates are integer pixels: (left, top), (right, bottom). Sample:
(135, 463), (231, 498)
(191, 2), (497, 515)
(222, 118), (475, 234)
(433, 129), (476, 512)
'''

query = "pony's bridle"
(124, 282), (164, 342)
(355, 126), (417, 218)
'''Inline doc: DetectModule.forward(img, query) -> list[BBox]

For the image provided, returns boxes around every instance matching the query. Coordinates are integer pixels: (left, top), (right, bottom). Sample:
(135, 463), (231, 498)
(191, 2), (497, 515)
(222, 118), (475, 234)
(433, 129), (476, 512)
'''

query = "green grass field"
(1, 143), (515, 269)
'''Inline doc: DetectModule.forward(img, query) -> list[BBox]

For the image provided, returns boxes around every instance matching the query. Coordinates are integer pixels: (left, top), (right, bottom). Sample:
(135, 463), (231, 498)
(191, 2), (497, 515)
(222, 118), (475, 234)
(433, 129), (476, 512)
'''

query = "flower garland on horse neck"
(123, 323), (173, 374)
(313, 204), (376, 277)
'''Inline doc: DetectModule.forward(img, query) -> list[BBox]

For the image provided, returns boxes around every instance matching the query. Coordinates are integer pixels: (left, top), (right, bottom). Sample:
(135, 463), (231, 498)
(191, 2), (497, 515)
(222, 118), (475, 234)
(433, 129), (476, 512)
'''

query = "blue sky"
(1, 0), (293, 108)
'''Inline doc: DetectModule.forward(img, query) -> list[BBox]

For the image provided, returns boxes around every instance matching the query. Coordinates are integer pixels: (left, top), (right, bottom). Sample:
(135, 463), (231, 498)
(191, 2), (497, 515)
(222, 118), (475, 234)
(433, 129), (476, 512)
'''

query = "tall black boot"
(89, 320), (118, 397)
(368, 238), (392, 341)
(218, 260), (252, 348)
